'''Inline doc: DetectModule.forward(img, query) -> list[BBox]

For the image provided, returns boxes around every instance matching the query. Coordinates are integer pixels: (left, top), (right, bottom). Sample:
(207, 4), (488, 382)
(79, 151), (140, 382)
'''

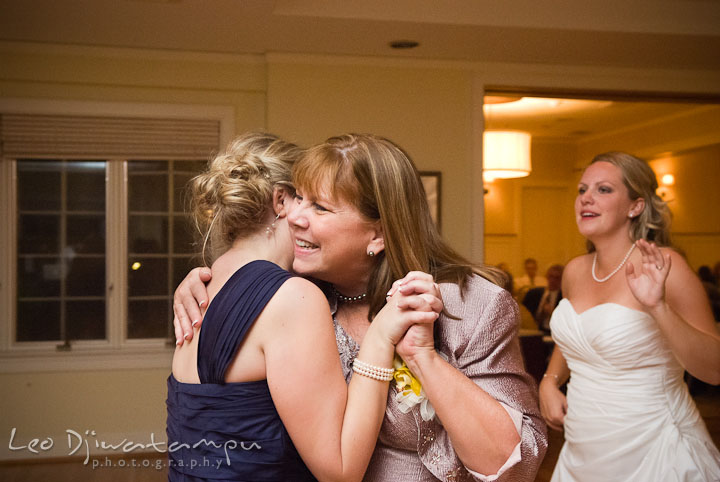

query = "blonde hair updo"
(189, 132), (302, 264)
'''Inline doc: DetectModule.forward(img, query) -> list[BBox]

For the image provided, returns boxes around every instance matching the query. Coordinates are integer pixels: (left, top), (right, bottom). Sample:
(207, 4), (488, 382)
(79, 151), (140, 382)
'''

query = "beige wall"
(0, 44), (268, 132)
(2, 42), (719, 460)
(2, 369), (168, 459)
(651, 144), (720, 269)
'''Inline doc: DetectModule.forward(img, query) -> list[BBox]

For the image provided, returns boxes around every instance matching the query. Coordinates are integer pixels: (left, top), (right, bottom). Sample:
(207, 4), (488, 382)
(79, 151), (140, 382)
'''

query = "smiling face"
(575, 161), (644, 243)
(287, 183), (384, 293)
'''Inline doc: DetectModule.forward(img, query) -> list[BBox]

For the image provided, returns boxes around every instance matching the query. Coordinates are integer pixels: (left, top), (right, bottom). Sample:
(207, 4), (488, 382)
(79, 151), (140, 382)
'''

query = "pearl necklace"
(592, 242), (636, 283)
(332, 286), (367, 304)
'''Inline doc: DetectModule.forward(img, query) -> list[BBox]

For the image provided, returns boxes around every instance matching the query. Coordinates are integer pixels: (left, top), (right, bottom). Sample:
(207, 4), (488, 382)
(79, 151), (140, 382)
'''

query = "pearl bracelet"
(543, 373), (560, 385)
(353, 359), (394, 375)
(352, 359), (394, 382)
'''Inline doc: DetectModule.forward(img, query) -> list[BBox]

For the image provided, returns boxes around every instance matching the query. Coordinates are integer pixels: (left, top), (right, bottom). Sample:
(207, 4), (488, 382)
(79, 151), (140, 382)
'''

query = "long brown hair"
(587, 151), (672, 252)
(293, 133), (504, 319)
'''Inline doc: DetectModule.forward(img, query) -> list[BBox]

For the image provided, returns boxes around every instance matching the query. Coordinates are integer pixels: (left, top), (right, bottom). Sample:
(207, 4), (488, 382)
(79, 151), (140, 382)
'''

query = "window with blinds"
(1, 114), (220, 158)
(1, 113), (221, 349)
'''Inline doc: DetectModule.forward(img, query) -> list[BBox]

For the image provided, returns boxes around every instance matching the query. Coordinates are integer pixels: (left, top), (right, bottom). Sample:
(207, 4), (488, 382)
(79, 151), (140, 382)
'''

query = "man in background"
(514, 258), (547, 301)
(523, 264), (564, 333)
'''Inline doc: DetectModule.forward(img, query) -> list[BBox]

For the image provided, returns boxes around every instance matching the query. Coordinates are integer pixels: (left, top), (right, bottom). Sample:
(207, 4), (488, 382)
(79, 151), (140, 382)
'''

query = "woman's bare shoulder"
(562, 254), (590, 295)
(662, 247), (701, 290)
(266, 276), (331, 321)
(565, 253), (591, 271)
(660, 246), (685, 263)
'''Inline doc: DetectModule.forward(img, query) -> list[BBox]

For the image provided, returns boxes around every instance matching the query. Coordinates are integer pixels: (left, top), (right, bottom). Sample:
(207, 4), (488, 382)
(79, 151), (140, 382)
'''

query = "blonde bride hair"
(587, 151), (672, 252)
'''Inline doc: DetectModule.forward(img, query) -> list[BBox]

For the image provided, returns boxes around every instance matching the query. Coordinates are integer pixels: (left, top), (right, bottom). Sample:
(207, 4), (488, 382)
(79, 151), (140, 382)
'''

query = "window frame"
(0, 98), (234, 373)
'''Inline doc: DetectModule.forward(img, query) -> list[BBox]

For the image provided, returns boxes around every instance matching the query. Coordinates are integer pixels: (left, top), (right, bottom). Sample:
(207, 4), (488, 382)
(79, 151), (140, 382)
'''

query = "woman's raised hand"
(173, 267), (212, 345)
(626, 239), (672, 310)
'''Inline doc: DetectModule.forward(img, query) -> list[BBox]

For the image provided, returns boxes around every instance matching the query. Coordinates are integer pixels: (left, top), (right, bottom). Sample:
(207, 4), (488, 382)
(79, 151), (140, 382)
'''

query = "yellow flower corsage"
(392, 354), (436, 421)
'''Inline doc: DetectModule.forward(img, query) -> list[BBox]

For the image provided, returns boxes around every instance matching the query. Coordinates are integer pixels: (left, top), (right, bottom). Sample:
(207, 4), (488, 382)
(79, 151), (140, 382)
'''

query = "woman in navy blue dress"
(167, 132), (442, 481)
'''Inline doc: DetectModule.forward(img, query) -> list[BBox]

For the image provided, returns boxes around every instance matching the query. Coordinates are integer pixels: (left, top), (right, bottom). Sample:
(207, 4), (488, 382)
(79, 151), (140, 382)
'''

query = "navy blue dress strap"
(197, 260), (293, 384)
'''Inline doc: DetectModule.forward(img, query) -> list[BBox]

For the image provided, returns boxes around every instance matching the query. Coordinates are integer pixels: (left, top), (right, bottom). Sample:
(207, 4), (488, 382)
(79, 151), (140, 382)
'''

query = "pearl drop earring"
(266, 214), (280, 235)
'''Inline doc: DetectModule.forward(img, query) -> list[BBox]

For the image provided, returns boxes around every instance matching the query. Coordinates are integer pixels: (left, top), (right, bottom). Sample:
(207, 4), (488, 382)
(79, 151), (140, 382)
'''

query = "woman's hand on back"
(173, 267), (212, 345)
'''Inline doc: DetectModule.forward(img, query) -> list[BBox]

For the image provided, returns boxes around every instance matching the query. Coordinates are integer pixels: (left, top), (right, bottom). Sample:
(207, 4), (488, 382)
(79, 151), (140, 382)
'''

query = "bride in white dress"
(539, 152), (720, 482)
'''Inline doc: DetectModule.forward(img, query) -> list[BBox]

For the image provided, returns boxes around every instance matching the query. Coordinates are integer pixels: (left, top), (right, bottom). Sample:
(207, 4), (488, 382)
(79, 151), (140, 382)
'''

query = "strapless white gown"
(549, 299), (720, 482)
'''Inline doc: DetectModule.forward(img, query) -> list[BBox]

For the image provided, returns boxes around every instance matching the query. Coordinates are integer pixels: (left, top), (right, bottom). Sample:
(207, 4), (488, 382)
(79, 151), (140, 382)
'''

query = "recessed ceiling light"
(389, 40), (419, 49)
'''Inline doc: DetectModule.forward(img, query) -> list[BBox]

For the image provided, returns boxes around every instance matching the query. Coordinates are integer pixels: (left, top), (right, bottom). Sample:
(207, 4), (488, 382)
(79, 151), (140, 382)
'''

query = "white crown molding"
(0, 40), (265, 64)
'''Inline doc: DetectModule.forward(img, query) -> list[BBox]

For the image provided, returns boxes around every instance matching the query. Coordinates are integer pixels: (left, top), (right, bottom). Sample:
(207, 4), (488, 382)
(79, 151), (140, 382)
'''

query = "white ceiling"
(2, 0), (719, 140)
(2, 0), (720, 69)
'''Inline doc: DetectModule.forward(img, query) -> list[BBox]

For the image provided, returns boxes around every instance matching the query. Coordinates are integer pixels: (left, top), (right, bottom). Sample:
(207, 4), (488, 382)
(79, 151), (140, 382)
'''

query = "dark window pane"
(67, 300), (106, 340)
(17, 256), (61, 297)
(67, 215), (106, 254)
(127, 300), (169, 339)
(173, 215), (196, 254)
(18, 215), (60, 254)
(129, 174), (168, 212)
(67, 162), (106, 211)
(66, 258), (106, 296)
(129, 216), (168, 253)
(172, 256), (200, 289)
(17, 161), (61, 211)
(17, 301), (60, 341)
(173, 173), (195, 213)
(128, 161), (168, 172)
(128, 258), (168, 296)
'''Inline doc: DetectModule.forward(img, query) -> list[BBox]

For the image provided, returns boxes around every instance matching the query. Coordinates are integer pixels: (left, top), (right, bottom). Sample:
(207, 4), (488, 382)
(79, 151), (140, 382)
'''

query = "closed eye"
(313, 202), (330, 213)
(294, 192), (331, 213)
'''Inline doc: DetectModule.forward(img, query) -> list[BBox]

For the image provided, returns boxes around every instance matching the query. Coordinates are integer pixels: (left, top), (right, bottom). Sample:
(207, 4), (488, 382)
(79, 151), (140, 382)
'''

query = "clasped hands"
(384, 272), (442, 362)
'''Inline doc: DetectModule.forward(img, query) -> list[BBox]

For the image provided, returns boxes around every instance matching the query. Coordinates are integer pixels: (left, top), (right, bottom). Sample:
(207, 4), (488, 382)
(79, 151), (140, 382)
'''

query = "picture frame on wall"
(420, 171), (441, 232)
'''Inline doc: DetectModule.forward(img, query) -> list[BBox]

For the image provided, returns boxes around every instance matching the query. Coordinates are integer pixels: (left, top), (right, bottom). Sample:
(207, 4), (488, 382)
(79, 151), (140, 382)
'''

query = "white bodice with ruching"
(549, 299), (720, 482)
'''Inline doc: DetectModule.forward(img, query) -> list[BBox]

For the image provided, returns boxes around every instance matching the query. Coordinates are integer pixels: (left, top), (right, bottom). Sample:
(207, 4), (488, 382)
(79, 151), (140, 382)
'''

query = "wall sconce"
(657, 173), (675, 199)
(483, 130), (532, 182)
